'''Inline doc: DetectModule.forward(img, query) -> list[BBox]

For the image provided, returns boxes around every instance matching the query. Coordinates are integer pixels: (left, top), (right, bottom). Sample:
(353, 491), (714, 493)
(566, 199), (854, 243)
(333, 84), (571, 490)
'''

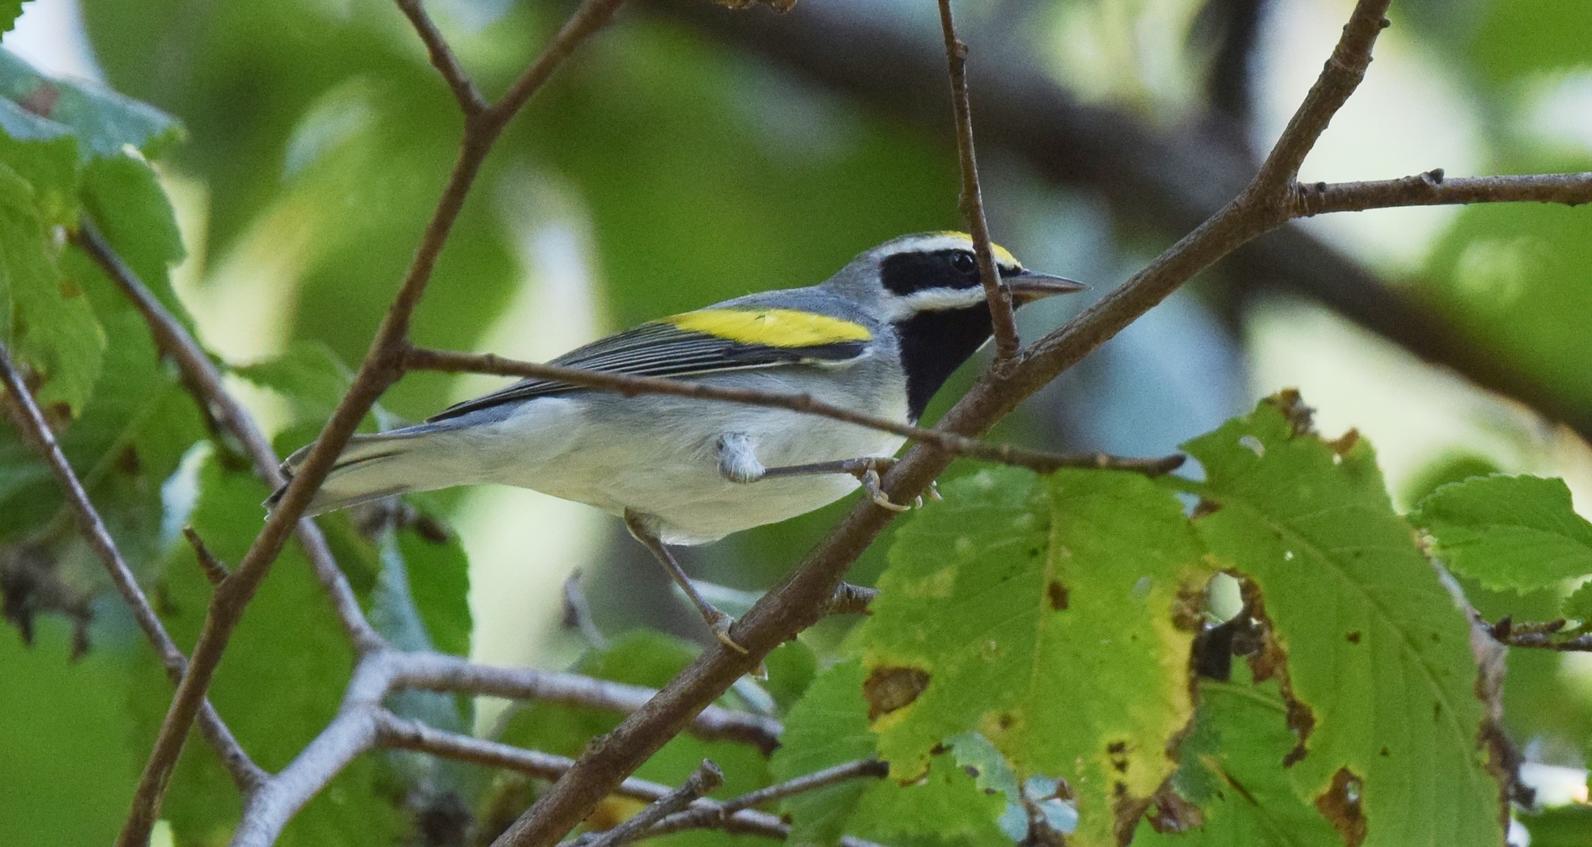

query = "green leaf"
(0, 161), (105, 413)
(858, 467), (1208, 845)
(1469, 1), (1592, 84)
(769, 659), (1008, 846)
(1564, 580), (1592, 625)
(1411, 475), (1592, 593)
(1136, 666), (1341, 846)
(233, 341), (357, 425)
(78, 153), (188, 315)
(768, 660), (878, 845)
(131, 454), (409, 845)
(1184, 397), (1504, 846)
(0, 47), (182, 159)
(1, 2), (27, 37)
(0, 616), (143, 847)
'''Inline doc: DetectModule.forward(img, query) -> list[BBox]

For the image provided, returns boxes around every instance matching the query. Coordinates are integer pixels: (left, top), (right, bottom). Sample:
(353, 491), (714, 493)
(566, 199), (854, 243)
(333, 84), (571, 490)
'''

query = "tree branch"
(1294, 170), (1592, 216)
(936, 0), (1019, 363)
(486, 3), (1403, 843)
(580, 760), (723, 847)
(387, 650), (783, 753)
(73, 220), (380, 652)
(0, 344), (264, 793)
(116, 1), (629, 841)
(657, 1), (1592, 444)
(402, 346), (1185, 476)
(645, 758), (887, 838)
(395, 0), (488, 114)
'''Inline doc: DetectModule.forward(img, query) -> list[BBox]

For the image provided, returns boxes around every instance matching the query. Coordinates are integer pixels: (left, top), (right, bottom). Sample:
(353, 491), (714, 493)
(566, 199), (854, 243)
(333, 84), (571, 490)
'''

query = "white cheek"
(881, 288), (989, 319)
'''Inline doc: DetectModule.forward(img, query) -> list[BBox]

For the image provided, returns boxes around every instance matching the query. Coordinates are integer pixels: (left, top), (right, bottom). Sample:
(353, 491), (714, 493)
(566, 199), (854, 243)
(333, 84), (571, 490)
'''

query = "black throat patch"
(894, 306), (993, 420)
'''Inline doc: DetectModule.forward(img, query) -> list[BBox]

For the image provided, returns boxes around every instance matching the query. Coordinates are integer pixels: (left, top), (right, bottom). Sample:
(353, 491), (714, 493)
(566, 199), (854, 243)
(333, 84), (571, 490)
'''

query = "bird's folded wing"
(427, 308), (872, 421)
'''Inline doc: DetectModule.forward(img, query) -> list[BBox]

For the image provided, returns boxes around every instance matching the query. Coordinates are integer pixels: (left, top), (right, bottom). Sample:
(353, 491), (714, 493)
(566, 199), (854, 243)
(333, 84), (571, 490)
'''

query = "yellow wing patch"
(933, 230), (1021, 267)
(664, 308), (872, 348)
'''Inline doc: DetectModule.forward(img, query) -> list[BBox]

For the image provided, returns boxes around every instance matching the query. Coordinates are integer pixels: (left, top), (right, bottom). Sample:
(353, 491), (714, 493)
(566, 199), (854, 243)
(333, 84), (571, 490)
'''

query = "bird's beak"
(1001, 268), (1087, 304)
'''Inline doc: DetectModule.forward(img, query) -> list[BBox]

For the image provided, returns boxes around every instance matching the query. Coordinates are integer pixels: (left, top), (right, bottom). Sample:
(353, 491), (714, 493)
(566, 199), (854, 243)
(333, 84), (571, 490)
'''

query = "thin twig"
(1293, 170), (1592, 216)
(402, 346), (1186, 477)
(1485, 617), (1592, 652)
(73, 220), (379, 651)
(388, 650), (783, 753)
(936, 0), (1019, 364)
(115, 2), (628, 841)
(396, 0), (488, 114)
(579, 760), (723, 847)
(487, 4), (1403, 843)
(824, 582), (878, 616)
(183, 526), (231, 587)
(375, 714), (883, 846)
(646, 759), (888, 837)
(0, 343), (264, 793)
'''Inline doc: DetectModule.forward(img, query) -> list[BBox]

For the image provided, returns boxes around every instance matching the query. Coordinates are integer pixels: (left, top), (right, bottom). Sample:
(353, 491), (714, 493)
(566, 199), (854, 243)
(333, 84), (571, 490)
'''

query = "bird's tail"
(264, 423), (464, 517)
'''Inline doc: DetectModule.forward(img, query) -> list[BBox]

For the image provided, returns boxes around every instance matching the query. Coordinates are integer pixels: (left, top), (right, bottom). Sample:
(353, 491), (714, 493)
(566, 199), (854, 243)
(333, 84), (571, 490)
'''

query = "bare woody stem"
(116, 1), (627, 842)
(73, 220), (379, 651)
(402, 346), (1185, 476)
(0, 344), (264, 793)
(579, 760), (723, 847)
(937, 0), (1020, 364)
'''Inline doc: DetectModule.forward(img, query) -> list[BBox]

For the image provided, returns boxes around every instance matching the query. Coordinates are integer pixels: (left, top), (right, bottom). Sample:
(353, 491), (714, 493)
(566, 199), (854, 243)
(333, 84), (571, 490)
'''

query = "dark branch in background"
(936, 0), (1019, 364)
(0, 344), (263, 793)
(658, 0), (1592, 445)
(1200, 0), (1268, 129)
(402, 346), (1186, 476)
(578, 760), (723, 847)
(115, 1), (628, 842)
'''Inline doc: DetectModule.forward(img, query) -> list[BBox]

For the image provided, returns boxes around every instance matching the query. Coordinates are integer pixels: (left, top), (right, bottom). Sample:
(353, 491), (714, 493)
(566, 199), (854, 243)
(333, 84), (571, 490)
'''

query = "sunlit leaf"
(1184, 396), (1504, 846)
(859, 467), (1208, 844)
(1412, 474), (1592, 593)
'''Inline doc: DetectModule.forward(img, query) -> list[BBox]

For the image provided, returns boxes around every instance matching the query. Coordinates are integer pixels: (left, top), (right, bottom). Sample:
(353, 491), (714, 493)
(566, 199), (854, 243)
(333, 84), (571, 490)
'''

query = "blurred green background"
(4, 0), (1592, 842)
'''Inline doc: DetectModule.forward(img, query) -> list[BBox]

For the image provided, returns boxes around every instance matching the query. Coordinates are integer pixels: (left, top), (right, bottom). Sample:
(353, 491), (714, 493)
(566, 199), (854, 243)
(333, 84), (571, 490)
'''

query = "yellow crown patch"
(665, 309), (872, 348)
(932, 231), (1020, 267)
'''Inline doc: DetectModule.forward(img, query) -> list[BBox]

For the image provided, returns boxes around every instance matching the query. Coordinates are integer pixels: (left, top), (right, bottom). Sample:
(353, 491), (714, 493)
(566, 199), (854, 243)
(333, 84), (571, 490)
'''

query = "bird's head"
(828, 232), (1086, 419)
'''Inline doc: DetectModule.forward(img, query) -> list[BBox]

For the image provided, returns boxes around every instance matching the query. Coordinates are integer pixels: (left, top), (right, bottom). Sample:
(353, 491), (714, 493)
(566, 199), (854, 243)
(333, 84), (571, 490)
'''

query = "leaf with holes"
(1411, 474), (1592, 594)
(1135, 665), (1342, 846)
(1184, 395), (1505, 846)
(859, 467), (1208, 845)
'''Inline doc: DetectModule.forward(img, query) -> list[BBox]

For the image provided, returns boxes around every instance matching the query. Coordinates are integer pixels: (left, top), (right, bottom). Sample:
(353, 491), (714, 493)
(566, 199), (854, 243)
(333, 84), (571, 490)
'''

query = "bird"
(267, 232), (1082, 651)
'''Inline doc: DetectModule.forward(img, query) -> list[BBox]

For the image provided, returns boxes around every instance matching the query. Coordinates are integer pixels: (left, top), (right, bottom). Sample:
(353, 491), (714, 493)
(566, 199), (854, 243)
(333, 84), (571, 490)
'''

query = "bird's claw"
(707, 610), (750, 655)
(860, 467), (911, 512)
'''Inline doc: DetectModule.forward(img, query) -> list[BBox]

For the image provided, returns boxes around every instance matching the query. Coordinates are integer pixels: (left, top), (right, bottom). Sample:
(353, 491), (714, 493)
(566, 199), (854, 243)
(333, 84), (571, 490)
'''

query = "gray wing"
(427, 320), (869, 422)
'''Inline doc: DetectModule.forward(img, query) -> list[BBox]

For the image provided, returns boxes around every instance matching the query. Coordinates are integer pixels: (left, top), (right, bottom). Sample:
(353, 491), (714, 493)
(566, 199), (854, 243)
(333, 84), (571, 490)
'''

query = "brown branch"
(0, 344), (264, 793)
(936, 0), (1018, 363)
(1486, 617), (1592, 652)
(388, 650), (783, 753)
(182, 527), (231, 587)
(396, 0), (488, 114)
(579, 760), (723, 847)
(646, 759), (887, 837)
(115, 1), (629, 841)
(661, 2), (1592, 444)
(1294, 170), (1592, 216)
(73, 220), (379, 651)
(487, 3), (1398, 844)
(376, 714), (884, 846)
(402, 346), (1186, 477)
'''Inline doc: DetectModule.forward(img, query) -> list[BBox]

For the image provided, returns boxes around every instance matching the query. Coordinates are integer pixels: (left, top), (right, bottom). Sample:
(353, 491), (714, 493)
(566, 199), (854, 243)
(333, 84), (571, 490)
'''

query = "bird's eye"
(951, 252), (977, 274)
